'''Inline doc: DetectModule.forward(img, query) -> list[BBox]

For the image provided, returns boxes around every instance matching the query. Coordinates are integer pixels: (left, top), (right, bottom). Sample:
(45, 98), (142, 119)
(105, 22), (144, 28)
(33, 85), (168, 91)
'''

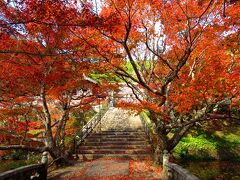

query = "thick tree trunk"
(55, 109), (69, 149)
(149, 113), (169, 165)
(154, 129), (169, 165)
(169, 124), (193, 150)
(55, 94), (72, 149)
(40, 88), (75, 166)
(40, 85), (55, 148)
(48, 147), (69, 166)
(40, 85), (70, 166)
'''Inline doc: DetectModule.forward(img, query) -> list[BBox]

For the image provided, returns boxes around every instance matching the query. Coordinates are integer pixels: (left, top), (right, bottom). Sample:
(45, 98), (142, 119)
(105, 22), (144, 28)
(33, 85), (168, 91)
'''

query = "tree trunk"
(40, 85), (70, 166)
(40, 85), (55, 148)
(55, 94), (72, 149)
(48, 147), (69, 166)
(55, 109), (69, 149)
(149, 112), (169, 165)
(154, 130), (169, 165)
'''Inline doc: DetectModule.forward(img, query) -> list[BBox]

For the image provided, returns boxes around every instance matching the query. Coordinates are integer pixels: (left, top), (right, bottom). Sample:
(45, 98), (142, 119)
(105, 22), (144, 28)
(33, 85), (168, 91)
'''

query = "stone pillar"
(163, 150), (169, 179)
(41, 151), (48, 164)
(154, 146), (161, 165)
(40, 151), (48, 180)
(109, 99), (113, 107)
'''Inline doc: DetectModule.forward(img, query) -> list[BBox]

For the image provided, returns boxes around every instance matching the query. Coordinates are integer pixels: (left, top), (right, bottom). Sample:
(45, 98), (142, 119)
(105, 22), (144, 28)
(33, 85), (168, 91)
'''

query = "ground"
(48, 158), (164, 180)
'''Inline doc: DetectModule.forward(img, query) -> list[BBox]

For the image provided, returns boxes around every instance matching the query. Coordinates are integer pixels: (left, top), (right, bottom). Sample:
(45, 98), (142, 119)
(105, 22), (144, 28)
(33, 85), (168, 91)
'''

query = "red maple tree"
(76, 0), (240, 163)
(0, 0), (115, 163)
(0, 0), (239, 165)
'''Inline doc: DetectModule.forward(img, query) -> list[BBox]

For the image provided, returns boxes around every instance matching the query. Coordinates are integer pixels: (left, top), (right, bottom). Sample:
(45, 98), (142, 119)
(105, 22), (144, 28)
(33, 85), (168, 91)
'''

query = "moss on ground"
(173, 127), (240, 161)
(141, 110), (240, 161)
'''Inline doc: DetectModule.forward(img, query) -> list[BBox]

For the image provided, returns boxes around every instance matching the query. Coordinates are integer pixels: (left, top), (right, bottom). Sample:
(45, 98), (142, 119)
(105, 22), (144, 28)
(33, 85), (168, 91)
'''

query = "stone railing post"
(40, 151), (48, 179)
(154, 146), (161, 165)
(163, 150), (169, 178)
(41, 151), (48, 164)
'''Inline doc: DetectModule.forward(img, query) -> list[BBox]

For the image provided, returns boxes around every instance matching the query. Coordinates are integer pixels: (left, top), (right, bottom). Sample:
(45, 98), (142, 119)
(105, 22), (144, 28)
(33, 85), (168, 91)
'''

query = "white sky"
(91, 0), (102, 14)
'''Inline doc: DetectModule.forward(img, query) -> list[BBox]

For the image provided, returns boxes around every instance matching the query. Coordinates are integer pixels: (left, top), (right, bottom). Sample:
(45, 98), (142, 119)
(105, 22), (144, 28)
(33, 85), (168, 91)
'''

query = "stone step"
(77, 124), (152, 161)
(84, 138), (146, 142)
(91, 132), (146, 136)
(101, 129), (144, 132)
(95, 130), (145, 132)
(79, 144), (152, 150)
(82, 141), (149, 146)
(88, 135), (147, 139)
(77, 149), (152, 154)
(78, 154), (153, 161)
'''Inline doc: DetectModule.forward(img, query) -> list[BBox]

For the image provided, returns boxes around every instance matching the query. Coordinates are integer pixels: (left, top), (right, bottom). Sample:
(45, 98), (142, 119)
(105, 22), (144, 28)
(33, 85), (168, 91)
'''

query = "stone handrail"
(0, 152), (48, 180)
(76, 106), (109, 145)
(167, 163), (199, 180)
(140, 113), (161, 164)
(140, 113), (153, 144)
(139, 114), (199, 180)
(163, 150), (199, 180)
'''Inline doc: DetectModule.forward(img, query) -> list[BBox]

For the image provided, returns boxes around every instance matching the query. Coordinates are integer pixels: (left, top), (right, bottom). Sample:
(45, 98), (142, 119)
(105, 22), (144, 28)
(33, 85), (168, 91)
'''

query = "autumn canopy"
(0, 0), (239, 164)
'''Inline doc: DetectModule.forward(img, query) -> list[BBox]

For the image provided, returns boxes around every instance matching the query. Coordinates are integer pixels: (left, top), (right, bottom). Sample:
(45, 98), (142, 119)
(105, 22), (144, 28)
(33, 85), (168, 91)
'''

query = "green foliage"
(198, 168), (220, 179)
(6, 150), (28, 160)
(65, 136), (74, 145)
(0, 160), (27, 173)
(182, 161), (240, 179)
(71, 108), (96, 129)
(65, 108), (97, 145)
(124, 60), (152, 75)
(141, 110), (156, 134)
(90, 72), (122, 83)
(0, 152), (40, 173)
(173, 134), (217, 160)
(173, 128), (240, 161)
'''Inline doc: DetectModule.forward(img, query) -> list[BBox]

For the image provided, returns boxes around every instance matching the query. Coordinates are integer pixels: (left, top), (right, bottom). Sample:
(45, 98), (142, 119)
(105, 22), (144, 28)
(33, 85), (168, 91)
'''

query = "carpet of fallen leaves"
(59, 159), (165, 180)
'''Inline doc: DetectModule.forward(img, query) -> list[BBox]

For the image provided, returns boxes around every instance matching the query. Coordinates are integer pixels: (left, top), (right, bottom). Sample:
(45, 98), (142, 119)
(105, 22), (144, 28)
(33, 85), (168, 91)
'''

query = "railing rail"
(76, 106), (109, 145)
(163, 150), (199, 180)
(167, 163), (199, 180)
(140, 113), (153, 144)
(0, 164), (47, 180)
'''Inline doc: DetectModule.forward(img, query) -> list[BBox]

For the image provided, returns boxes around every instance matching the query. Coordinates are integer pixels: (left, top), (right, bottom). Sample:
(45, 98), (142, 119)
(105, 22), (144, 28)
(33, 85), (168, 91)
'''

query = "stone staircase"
(77, 108), (153, 160)
(77, 129), (153, 160)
